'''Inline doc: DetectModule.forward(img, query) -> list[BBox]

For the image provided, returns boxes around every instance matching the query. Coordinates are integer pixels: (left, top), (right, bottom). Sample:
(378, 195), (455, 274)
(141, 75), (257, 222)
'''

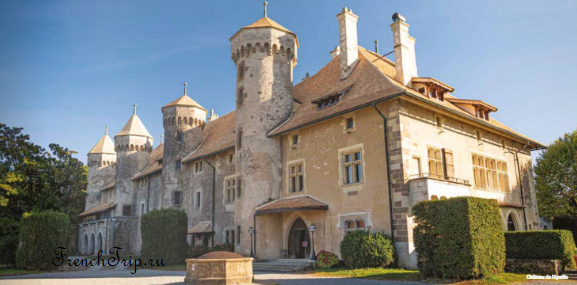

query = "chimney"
(337, 7), (359, 79)
(329, 46), (341, 59)
(390, 13), (418, 86)
(207, 109), (219, 122)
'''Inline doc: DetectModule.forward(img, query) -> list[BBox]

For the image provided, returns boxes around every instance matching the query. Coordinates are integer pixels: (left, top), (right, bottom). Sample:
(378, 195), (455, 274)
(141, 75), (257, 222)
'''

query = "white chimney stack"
(337, 7), (359, 79)
(330, 46), (341, 59)
(390, 13), (418, 86)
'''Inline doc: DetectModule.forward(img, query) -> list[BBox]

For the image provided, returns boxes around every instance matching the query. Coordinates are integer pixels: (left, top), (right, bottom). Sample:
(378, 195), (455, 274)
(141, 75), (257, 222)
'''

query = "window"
(237, 178), (242, 198)
(122, 205), (132, 216)
(344, 219), (365, 234)
(173, 191), (181, 206)
(194, 161), (203, 173)
(476, 130), (482, 141)
(237, 87), (244, 105)
(177, 131), (183, 142)
(140, 203), (145, 215)
(195, 192), (201, 208)
(418, 87), (426, 94)
(411, 157), (422, 177)
(472, 154), (509, 191)
(176, 160), (182, 171)
(507, 214), (516, 231)
(436, 117), (443, 129)
(288, 162), (304, 193)
(225, 178), (236, 204)
(342, 150), (362, 185)
(237, 129), (242, 148)
(292, 135), (299, 146)
(345, 117), (354, 130)
(225, 229), (235, 244)
(237, 61), (244, 79)
(442, 149), (454, 179)
(236, 226), (241, 243)
(427, 147), (443, 179)
(228, 153), (234, 164)
(501, 139), (506, 149)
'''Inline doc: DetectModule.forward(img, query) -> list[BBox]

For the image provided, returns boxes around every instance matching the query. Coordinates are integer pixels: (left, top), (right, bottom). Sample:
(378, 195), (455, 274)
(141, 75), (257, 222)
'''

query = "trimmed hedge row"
(412, 197), (505, 279)
(141, 209), (188, 265)
(340, 230), (395, 268)
(505, 230), (577, 268)
(16, 211), (70, 270)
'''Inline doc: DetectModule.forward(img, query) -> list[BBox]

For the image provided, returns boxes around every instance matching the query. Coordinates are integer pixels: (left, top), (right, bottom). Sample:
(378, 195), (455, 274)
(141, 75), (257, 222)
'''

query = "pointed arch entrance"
(287, 218), (310, 259)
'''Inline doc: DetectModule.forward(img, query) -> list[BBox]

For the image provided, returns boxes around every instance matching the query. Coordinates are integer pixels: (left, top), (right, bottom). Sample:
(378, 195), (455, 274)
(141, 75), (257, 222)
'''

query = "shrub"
(505, 230), (577, 269)
(141, 209), (188, 265)
(16, 211), (70, 270)
(412, 197), (505, 279)
(187, 243), (234, 258)
(316, 250), (339, 269)
(340, 231), (395, 268)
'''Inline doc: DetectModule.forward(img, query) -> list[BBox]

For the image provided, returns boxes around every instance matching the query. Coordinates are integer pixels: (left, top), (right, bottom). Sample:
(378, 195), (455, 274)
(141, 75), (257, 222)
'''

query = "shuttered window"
(442, 149), (454, 179)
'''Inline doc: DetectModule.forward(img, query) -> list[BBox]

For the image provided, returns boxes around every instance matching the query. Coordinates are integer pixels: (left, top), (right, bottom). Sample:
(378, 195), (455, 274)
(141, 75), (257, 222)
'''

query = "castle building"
(78, 6), (544, 268)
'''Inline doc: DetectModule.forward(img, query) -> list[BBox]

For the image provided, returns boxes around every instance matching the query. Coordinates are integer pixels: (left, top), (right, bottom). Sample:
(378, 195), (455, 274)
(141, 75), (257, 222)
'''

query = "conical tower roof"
(116, 105), (153, 138)
(230, 17), (299, 46)
(162, 82), (206, 111)
(88, 126), (116, 155)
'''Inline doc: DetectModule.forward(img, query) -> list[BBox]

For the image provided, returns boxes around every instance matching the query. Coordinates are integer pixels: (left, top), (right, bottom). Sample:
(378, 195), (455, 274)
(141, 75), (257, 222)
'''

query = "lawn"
(313, 267), (532, 284)
(0, 269), (44, 277)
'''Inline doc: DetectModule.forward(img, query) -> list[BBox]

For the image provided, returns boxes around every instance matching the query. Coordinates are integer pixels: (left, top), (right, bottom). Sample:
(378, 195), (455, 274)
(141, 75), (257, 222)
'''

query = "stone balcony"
(408, 173), (472, 207)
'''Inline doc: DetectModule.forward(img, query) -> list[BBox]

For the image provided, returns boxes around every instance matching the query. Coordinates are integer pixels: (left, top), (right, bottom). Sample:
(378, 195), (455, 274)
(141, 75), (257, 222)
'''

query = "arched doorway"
(83, 234), (88, 255)
(90, 234), (95, 255)
(287, 218), (310, 259)
(507, 214), (517, 231)
(96, 233), (103, 254)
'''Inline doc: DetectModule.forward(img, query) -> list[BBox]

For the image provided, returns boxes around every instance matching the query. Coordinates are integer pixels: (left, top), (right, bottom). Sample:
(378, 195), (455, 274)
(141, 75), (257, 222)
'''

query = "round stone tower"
(114, 104), (154, 216)
(161, 83), (207, 208)
(230, 6), (298, 256)
(86, 125), (117, 211)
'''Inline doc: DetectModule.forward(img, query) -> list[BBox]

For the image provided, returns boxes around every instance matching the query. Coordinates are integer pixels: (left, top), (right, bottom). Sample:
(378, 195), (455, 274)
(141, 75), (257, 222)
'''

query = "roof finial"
(133, 104), (137, 115)
(105, 125), (109, 135)
(374, 40), (379, 54)
(263, 1), (268, 18)
(160, 134), (164, 144)
(184, 82), (188, 96)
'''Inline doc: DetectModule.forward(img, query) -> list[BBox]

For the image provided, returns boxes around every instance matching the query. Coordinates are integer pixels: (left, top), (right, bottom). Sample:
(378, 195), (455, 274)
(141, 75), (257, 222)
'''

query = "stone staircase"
(253, 259), (314, 273)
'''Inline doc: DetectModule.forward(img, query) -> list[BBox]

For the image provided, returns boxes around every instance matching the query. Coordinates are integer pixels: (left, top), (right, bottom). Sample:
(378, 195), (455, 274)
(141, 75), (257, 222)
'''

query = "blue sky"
(0, 0), (575, 163)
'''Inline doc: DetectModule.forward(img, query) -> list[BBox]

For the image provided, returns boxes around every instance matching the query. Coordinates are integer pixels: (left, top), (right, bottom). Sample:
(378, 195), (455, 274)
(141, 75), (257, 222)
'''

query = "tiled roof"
(132, 144), (164, 180)
(255, 195), (328, 215)
(79, 202), (116, 217)
(116, 114), (153, 138)
(188, 221), (213, 234)
(162, 95), (206, 111)
(88, 134), (115, 155)
(230, 17), (299, 46)
(182, 111), (236, 163)
(100, 179), (115, 191)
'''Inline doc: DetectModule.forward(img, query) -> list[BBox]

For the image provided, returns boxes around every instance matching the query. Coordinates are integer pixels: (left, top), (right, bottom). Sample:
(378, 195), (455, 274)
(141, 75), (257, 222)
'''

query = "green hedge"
(340, 231), (395, 268)
(16, 211), (70, 270)
(505, 230), (577, 268)
(141, 209), (188, 265)
(412, 197), (505, 279)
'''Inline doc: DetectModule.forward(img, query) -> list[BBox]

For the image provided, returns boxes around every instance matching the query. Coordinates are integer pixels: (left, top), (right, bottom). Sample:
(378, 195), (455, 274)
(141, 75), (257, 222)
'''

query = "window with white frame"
(288, 162), (304, 193)
(344, 219), (365, 234)
(225, 178), (236, 204)
(194, 161), (203, 173)
(472, 154), (509, 191)
(342, 149), (362, 185)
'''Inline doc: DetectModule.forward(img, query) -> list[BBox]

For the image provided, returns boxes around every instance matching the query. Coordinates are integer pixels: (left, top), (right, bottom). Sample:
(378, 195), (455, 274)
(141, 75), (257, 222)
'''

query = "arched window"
(183, 117), (188, 125)
(507, 214), (517, 231)
(178, 117), (182, 125)
(189, 117), (193, 126)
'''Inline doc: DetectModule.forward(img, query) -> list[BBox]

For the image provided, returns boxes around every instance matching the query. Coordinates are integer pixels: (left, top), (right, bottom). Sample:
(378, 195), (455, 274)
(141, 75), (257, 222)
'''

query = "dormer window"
(312, 85), (353, 110)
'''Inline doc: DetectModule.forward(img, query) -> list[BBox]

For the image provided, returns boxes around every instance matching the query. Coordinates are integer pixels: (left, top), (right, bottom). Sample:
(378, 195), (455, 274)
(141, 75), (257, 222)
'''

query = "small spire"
(263, 1), (268, 18)
(183, 82), (188, 96)
(133, 104), (137, 115)
(374, 40), (379, 54)
(105, 125), (109, 135)
(305, 72), (310, 78)
(160, 134), (164, 144)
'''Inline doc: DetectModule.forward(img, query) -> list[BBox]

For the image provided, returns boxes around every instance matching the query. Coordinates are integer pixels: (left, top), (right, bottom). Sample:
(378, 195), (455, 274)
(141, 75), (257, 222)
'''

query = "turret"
(161, 83), (207, 208)
(230, 2), (298, 256)
(85, 125), (117, 211)
(114, 104), (153, 217)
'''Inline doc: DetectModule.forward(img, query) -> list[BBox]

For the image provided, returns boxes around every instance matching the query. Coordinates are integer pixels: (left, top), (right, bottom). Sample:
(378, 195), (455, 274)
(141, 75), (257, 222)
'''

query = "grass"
(314, 267), (532, 284)
(0, 269), (44, 277)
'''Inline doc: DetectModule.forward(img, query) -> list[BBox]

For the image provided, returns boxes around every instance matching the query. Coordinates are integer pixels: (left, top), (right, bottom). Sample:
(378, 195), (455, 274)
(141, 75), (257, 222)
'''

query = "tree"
(0, 123), (87, 264)
(535, 130), (577, 218)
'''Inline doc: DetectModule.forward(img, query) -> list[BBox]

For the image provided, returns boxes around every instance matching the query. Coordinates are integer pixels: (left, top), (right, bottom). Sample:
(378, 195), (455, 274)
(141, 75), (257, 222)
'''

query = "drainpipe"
(203, 157), (216, 246)
(372, 102), (395, 242)
(253, 214), (257, 259)
(513, 142), (530, 230)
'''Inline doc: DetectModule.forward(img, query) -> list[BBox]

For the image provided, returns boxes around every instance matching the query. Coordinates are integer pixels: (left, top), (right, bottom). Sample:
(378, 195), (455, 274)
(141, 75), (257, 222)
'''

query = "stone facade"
(78, 6), (544, 269)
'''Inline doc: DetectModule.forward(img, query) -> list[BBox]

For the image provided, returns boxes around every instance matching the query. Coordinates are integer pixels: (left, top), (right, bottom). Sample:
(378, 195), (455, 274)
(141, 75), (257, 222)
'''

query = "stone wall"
(506, 259), (563, 275)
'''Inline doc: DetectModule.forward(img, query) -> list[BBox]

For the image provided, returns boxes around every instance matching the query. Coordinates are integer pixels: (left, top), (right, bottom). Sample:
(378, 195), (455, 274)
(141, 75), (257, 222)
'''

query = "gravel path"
(0, 269), (573, 285)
